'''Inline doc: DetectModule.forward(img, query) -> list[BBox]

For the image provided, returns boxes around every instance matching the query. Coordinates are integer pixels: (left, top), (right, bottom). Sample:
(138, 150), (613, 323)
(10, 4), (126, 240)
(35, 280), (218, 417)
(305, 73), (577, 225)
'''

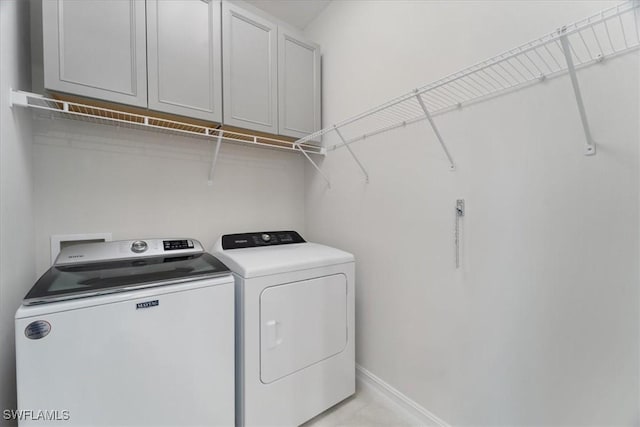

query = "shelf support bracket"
(415, 92), (456, 171)
(334, 126), (369, 183)
(559, 28), (596, 156)
(207, 131), (223, 185)
(294, 142), (331, 189)
(9, 89), (31, 108)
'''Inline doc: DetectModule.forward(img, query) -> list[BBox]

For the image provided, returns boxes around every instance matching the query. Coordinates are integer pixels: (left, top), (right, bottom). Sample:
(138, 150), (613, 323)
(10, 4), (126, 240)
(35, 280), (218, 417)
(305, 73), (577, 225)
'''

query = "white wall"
(305, 1), (639, 425)
(0, 0), (35, 423)
(31, 117), (306, 275)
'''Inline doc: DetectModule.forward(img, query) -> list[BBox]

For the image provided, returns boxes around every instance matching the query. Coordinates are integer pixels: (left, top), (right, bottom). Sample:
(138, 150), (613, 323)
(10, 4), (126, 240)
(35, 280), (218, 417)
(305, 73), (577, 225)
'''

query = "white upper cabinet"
(222, 2), (278, 134)
(41, 0), (321, 138)
(278, 28), (321, 139)
(146, 0), (223, 122)
(42, 0), (147, 107)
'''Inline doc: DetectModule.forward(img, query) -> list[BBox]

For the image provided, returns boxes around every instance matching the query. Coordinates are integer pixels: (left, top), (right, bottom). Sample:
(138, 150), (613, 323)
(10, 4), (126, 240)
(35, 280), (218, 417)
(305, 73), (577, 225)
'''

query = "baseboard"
(356, 364), (451, 427)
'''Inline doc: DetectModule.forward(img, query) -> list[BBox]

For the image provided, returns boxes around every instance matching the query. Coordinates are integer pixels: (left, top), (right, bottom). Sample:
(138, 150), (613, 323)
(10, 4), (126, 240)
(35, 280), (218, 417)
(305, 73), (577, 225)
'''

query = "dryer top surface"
(211, 241), (354, 278)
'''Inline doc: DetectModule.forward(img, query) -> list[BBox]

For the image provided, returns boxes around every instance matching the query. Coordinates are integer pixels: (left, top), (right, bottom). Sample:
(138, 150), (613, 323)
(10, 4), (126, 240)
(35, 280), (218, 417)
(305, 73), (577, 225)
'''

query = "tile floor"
(302, 382), (424, 427)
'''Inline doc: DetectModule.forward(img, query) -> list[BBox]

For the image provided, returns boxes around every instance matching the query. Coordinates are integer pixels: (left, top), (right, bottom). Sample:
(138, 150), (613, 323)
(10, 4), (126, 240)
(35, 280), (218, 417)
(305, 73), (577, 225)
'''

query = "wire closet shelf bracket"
(293, 1), (640, 187)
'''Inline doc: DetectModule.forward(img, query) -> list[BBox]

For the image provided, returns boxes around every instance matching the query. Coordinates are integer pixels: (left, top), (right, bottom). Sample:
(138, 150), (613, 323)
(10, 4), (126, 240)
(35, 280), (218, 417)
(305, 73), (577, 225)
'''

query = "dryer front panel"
(259, 274), (347, 384)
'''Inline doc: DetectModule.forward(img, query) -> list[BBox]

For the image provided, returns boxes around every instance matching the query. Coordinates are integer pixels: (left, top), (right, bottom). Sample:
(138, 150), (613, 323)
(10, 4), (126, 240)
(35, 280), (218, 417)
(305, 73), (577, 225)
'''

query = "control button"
(261, 233), (271, 242)
(131, 240), (148, 253)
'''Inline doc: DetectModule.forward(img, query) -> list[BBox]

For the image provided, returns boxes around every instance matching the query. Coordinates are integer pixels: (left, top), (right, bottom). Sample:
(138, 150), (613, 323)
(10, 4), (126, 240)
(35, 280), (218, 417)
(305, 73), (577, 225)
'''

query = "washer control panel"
(222, 231), (305, 250)
(55, 238), (204, 265)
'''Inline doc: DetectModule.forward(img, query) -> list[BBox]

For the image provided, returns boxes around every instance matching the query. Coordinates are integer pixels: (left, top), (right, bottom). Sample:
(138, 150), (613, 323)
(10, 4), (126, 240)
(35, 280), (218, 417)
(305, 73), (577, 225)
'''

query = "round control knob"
(261, 233), (271, 242)
(131, 240), (148, 253)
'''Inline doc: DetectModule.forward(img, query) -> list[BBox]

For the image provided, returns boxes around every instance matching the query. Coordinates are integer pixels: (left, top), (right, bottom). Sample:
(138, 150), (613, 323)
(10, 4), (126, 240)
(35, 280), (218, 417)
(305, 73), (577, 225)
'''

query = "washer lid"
(23, 252), (230, 305)
(212, 241), (354, 278)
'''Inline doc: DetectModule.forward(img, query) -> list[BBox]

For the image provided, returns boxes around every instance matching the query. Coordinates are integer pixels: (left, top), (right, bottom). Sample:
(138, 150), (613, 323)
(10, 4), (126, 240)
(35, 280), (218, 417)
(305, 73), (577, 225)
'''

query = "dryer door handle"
(265, 320), (283, 349)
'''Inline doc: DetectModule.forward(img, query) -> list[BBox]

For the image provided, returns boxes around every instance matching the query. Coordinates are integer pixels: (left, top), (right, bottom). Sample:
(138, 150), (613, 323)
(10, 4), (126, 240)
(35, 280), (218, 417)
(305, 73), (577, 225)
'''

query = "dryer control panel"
(222, 231), (305, 250)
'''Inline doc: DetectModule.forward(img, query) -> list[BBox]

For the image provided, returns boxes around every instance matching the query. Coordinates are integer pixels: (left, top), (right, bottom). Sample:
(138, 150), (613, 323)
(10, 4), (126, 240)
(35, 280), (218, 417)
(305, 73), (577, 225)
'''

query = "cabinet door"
(222, 3), (278, 134)
(278, 28), (321, 139)
(42, 0), (147, 107)
(147, 0), (223, 122)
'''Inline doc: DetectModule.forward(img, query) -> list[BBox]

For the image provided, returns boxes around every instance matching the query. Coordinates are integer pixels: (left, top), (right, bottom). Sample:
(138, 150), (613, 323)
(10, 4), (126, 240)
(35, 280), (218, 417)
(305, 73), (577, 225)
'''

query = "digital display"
(163, 240), (194, 251)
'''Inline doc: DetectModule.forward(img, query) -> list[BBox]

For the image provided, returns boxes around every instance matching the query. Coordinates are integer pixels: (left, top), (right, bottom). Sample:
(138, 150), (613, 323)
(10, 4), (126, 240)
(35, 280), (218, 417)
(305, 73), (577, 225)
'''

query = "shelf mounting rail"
(293, 1), (639, 186)
(9, 90), (325, 183)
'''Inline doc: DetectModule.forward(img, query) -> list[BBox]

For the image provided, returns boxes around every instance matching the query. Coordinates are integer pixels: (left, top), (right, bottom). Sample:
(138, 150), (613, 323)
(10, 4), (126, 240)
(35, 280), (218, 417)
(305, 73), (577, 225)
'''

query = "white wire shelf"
(294, 1), (639, 182)
(9, 90), (325, 156)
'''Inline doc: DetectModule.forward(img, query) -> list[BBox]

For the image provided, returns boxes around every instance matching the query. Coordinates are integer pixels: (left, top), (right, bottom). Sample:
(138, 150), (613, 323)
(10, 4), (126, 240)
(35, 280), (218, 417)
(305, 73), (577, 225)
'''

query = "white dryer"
(212, 231), (355, 426)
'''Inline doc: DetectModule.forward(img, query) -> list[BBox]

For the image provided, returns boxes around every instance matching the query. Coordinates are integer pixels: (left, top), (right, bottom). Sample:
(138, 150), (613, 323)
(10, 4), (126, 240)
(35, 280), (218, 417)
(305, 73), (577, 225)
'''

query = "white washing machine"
(212, 231), (355, 426)
(15, 238), (235, 426)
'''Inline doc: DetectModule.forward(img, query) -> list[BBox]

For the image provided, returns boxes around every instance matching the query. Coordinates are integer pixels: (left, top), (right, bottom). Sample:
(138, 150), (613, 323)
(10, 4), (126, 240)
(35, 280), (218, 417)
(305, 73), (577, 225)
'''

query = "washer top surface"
(212, 232), (354, 278)
(22, 238), (231, 306)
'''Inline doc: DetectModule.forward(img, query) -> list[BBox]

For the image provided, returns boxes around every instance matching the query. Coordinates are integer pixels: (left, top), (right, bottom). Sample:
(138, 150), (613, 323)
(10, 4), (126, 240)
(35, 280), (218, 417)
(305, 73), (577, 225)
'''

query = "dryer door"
(260, 274), (347, 384)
